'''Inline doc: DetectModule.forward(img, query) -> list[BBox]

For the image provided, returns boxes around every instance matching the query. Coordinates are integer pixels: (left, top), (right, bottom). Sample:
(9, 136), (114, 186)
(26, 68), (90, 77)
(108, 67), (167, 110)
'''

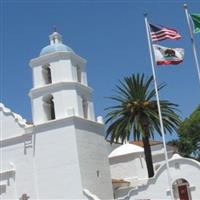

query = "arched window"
(42, 64), (52, 84)
(43, 94), (55, 121)
(76, 65), (81, 83)
(173, 179), (191, 200)
(82, 96), (88, 119)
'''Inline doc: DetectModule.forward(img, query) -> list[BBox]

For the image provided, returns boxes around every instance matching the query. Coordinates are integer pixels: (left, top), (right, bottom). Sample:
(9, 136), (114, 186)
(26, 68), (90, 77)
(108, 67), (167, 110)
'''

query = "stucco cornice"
(29, 51), (86, 67)
(0, 133), (32, 148)
(33, 116), (104, 133)
(73, 116), (105, 129)
(28, 81), (93, 98)
(0, 169), (15, 181)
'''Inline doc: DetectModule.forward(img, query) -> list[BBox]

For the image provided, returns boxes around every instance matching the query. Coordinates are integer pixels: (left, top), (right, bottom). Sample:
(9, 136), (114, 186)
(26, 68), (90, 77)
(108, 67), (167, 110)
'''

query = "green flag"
(190, 13), (200, 33)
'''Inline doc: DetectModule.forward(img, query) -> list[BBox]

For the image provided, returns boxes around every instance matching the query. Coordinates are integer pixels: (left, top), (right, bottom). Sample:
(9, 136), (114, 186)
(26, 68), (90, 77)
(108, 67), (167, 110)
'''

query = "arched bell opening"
(76, 65), (82, 83)
(42, 64), (52, 84)
(82, 96), (88, 119)
(43, 94), (55, 121)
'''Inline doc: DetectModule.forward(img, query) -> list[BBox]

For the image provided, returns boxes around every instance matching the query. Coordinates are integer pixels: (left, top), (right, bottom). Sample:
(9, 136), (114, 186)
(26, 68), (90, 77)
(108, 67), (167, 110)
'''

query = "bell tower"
(29, 31), (95, 125)
(28, 31), (113, 199)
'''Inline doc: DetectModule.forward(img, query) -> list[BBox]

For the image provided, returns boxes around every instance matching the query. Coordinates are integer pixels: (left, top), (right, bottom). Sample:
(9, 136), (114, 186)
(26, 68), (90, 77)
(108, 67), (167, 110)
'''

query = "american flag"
(149, 23), (181, 42)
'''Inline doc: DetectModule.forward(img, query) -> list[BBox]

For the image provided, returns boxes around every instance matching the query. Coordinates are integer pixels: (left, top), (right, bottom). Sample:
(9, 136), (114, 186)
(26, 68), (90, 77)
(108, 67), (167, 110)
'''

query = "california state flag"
(153, 44), (184, 65)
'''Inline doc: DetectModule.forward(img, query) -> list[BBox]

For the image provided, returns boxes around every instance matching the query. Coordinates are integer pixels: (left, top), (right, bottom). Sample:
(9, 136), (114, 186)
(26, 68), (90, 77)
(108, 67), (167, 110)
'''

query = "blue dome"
(40, 43), (74, 56)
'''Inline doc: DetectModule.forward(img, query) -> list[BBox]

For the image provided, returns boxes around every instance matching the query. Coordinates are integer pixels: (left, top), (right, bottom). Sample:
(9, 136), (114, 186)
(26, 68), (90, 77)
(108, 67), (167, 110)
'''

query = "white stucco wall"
(32, 119), (85, 199)
(50, 59), (73, 83)
(109, 153), (148, 180)
(74, 118), (114, 200)
(1, 141), (37, 199)
(0, 114), (25, 140)
(53, 89), (77, 119)
(32, 65), (45, 88)
(116, 156), (200, 200)
(1, 117), (114, 199)
(1, 119), (85, 199)
(0, 104), (27, 140)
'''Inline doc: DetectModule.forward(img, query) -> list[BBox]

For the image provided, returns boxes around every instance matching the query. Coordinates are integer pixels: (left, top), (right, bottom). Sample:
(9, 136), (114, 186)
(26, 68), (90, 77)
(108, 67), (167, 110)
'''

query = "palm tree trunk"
(142, 135), (154, 178)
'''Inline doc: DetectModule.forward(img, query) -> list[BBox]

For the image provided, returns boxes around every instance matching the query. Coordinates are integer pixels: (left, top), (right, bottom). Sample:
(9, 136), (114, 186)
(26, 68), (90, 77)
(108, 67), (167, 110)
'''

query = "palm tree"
(105, 73), (181, 178)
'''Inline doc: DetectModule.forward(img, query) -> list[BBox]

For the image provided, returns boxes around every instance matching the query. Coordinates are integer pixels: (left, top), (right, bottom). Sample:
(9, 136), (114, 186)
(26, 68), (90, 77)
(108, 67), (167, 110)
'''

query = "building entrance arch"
(173, 178), (191, 200)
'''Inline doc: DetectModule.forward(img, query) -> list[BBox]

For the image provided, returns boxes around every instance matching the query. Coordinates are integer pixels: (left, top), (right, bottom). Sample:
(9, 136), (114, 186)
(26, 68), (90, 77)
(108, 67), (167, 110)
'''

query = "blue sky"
(1, 0), (200, 141)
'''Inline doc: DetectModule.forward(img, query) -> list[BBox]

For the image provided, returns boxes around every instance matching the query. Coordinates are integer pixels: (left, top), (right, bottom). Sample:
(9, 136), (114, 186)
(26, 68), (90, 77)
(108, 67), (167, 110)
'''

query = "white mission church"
(0, 31), (200, 200)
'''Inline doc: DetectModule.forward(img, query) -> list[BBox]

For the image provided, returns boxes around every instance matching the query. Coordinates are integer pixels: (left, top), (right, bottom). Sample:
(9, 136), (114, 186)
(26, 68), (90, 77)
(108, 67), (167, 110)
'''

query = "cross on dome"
(53, 25), (57, 32)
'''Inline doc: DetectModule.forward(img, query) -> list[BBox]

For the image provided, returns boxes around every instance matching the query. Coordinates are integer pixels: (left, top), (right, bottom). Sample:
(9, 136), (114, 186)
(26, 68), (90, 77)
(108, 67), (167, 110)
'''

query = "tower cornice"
(33, 116), (104, 132)
(28, 81), (93, 98)
(29, 51), (87, 67)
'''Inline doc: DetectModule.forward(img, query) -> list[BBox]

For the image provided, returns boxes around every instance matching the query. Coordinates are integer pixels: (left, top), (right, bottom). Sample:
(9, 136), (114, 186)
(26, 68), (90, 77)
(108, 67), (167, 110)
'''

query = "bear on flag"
(153, 44), (184, 65)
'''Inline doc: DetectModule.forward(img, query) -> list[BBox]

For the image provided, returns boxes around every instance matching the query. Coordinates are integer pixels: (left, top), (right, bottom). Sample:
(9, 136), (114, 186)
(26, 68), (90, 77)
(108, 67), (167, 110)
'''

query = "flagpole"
(184, 3), (200, 85)
(144, 13), (174, 200)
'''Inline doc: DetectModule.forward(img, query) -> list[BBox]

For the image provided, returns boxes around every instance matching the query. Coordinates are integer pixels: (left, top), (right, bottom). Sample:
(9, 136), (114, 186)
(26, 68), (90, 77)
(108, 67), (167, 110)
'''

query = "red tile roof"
(112, 179), (130, 184)
(129, 140), (162, 147)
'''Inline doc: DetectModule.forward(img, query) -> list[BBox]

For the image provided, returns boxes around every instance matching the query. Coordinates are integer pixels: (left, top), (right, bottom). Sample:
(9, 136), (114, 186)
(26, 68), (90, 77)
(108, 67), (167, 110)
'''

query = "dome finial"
(49, 28), (62, 45)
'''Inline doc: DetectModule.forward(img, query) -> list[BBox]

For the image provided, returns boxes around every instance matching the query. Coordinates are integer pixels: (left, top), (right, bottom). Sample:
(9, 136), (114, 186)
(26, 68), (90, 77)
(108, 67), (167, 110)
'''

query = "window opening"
(82, 96), (88, 119)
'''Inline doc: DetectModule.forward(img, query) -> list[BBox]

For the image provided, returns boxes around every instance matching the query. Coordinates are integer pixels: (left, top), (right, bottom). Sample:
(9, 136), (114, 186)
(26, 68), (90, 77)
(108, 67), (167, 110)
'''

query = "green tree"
(105, 74), (181, 177)
(177, 105), (200, 160)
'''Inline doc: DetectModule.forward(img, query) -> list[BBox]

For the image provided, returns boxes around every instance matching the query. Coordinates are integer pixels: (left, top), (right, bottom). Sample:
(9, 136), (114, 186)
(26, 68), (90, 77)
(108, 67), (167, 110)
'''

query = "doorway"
(173, 179), (191, 200)
(178, 185), (190, 200)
